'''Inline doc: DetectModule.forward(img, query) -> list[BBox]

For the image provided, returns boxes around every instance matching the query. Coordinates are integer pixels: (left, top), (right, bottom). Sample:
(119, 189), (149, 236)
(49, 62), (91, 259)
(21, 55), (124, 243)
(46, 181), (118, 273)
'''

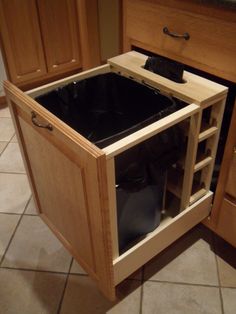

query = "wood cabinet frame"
(4, 51), (228, 300)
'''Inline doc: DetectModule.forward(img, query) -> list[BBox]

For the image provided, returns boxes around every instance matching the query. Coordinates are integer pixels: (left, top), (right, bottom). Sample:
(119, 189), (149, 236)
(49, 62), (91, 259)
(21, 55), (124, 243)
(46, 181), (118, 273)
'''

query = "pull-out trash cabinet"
(4, 51), (228, 300)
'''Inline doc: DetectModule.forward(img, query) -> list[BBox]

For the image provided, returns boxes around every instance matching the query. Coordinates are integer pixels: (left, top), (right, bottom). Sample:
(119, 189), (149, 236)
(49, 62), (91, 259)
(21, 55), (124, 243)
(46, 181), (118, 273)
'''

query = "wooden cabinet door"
(225, 146), (236, 199)
(4, 81), (115, 300)
(205, 100), (236, 247)
(37, 0), (82, 74)
(0, 0), (47, 83)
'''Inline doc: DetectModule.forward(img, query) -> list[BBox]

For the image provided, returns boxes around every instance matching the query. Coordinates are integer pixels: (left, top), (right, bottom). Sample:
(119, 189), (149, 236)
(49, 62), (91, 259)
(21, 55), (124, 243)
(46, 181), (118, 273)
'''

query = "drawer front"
(225, 146), (236, 199)
(124, 0), (236, 82)
(4, 77), (115, 300)
(217, 198), (236, 247)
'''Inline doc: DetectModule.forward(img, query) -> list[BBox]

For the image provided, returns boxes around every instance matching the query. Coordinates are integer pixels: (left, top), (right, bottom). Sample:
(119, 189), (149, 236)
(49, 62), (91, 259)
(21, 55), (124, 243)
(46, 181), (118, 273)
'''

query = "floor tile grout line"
(219, 286), (225, 314)
(57, 257), (74, 314)
(1, 260), (95, 277)
(0, 132), (16, 156)
(0, 212), (23, 216)
(212, 235), (225, 314)
(0, 171), (26, 175)
(23, 213), (38, 216)
(0, 196), (31, 266)
(0, 140), (10, 157)
(0, 171), (27, 175)
(145, 279), (221, 288)
(139, 266), (144, 314)
(0, 211), (25, 266)
(9, 132), (16, 143)
(0, 265), (73, 276)
(22, 195), (32, 215)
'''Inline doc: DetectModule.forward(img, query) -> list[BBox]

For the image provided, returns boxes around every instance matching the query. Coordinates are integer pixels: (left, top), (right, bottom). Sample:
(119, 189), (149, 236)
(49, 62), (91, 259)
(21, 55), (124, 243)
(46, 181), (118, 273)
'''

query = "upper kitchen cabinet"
(37, 0), (81, 74)
(0, 0), (100, 88)
(0, 0), (47, 84)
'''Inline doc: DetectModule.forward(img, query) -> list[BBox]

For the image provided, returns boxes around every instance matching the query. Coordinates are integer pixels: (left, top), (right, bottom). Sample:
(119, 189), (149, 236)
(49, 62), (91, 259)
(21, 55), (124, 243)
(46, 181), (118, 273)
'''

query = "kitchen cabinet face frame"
(4, 51), (228, 300)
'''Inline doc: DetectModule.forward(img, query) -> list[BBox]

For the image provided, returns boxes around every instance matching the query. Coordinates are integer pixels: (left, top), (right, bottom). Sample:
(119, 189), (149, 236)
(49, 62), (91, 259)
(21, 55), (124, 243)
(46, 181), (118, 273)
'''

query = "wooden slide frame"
(4, 51), (228, 300)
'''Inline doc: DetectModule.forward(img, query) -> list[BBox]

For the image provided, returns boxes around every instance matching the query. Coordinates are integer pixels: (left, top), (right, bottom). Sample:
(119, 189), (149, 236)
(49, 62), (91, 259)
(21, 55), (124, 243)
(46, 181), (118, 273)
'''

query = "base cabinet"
(123, 0), (236, 249)
(4, 51), (228, 300)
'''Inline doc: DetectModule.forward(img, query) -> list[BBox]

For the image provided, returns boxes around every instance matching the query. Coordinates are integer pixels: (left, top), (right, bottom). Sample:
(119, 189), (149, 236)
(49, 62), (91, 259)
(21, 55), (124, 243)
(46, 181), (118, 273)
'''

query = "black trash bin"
(115, 125), (182, 252)
(35, 72), (184, 252)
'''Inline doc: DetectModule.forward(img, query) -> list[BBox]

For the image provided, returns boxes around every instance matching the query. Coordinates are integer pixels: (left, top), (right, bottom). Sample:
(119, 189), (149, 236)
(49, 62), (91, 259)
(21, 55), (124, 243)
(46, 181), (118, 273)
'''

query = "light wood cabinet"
(123, 0), (236, 248)
(225, 146), (236, 199)
(4, 51), (227, 299)
(0, 0), (47, 83)
(0, 0), (100, 88)
(205, 100), (236, 247)
(37, 0), (81, 74)
(123, 0), (236, 82)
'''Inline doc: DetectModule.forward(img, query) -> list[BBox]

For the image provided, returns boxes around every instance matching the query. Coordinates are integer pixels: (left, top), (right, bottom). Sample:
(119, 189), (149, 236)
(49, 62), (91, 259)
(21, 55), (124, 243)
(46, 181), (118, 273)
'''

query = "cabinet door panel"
(217, 198), (236, 247)
(37, 0), (81, 73)
(225, 147), (236, 199)
(0, 0), (47, 83)
(4, 81), (115, 300)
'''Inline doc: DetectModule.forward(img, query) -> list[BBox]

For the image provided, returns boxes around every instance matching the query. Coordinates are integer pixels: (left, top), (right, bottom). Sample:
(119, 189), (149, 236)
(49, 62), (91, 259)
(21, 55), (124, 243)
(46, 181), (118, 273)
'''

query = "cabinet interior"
(34, 72), (187, 148)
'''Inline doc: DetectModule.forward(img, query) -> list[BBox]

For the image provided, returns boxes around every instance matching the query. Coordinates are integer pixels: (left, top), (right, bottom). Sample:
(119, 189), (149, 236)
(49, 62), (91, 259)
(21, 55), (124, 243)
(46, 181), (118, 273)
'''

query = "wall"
(98, 0), (120, 61)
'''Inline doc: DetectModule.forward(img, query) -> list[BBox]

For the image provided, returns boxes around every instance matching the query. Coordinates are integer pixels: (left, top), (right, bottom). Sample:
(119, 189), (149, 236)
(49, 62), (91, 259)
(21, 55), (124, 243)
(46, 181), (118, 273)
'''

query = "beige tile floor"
(0, 105), (236, 314)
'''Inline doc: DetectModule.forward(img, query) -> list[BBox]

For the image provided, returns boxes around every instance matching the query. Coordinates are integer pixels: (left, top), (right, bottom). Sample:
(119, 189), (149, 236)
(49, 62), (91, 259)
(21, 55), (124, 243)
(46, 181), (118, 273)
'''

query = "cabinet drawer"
(4, 51), (228, 300)
(124, 0), (236, 82)
(225, 146), (236, 199)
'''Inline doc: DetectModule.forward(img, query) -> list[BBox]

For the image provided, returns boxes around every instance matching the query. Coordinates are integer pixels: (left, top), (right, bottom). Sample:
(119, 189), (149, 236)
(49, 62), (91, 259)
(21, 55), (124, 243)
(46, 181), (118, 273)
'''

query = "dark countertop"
(199, 0), (236, 9)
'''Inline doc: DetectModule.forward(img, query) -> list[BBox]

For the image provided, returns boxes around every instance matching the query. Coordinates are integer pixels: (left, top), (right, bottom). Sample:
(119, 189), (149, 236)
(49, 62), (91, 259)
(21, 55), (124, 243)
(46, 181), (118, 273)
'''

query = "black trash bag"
(117, 175), (164, 252)
(144, 55), (184, 83)
(35, 72), (183, 148)
(35, 71), (185, 252)
(116, 125), (183, 252)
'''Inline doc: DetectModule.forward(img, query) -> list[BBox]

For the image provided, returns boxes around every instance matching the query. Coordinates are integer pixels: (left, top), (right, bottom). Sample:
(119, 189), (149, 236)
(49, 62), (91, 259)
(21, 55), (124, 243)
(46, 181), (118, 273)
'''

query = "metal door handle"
(163, 26), (190, 40)
(31, 111), (53, 131)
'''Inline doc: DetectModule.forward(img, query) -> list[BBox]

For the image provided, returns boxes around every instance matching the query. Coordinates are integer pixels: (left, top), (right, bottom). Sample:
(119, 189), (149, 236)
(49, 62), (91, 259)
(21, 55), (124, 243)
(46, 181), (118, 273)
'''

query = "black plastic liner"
(116, 127), (182, 252)
(35, 72), (184, 148)
(35, 72), (184, 252)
